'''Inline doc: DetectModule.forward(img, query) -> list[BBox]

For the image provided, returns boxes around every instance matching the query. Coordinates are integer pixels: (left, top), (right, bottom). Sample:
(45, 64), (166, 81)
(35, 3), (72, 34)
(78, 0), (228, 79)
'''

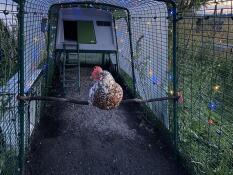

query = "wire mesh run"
(0, 0), (232, 175)
(0, 0), (19, 174)
(177, 0), (233, 174)
(115, 2), (171, 128)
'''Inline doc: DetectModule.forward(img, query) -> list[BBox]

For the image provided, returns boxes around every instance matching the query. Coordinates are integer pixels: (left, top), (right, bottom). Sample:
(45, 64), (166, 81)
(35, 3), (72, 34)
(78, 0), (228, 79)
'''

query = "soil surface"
(26, 67), (187, 175)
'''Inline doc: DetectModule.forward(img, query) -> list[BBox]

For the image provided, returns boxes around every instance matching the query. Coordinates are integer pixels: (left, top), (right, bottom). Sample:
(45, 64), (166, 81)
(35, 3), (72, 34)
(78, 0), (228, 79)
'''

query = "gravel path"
(26, 67), (187, 175)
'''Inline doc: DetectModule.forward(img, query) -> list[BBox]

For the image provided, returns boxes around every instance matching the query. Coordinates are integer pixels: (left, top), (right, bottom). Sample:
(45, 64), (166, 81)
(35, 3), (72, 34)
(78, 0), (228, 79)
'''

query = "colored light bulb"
(208, 119), (215, 125)
(208, 101), (218, 111)
(149, 69), (153, 76)
(168, 74), (173, 81)
(213, 85), (220, 92)
(152, 75), (157, 85)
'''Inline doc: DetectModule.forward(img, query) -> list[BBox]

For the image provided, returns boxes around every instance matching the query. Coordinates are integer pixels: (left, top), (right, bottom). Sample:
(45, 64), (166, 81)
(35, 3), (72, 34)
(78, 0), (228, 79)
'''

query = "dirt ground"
(26, 67), (187, 175)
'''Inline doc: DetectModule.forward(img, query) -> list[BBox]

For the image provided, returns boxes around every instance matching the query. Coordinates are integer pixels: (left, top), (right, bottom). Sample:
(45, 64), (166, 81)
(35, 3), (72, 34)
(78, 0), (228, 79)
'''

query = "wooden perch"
(121, 96), (179, 104)
(17, 95), (179, 105)
(17, 96), (89, 105)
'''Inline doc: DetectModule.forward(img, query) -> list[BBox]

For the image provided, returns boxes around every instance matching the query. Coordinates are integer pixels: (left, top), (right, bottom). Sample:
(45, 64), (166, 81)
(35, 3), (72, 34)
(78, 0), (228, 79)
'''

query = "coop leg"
(102, 53), (105, 65)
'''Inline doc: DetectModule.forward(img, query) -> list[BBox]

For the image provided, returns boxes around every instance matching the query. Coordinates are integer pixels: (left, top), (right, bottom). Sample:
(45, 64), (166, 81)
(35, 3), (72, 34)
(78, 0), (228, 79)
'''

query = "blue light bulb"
(168, 74), (173, 81)
(208, 101), (218, 111)
(152, 75), (158, 85)
(42, 64), (48, 73)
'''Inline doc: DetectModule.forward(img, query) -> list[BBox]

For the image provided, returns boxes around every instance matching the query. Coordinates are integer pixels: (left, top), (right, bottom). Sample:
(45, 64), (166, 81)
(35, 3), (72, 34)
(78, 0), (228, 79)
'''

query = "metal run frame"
(17, 1), (177, 174)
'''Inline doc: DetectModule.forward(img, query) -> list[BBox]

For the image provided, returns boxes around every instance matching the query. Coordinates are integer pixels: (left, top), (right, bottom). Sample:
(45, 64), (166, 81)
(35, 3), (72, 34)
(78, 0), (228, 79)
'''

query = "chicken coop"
(0, 0), (233, 175)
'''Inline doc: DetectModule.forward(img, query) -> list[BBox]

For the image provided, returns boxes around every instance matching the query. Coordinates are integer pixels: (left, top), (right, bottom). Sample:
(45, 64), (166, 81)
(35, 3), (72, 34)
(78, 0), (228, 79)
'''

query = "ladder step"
(61, 44), (80, 93)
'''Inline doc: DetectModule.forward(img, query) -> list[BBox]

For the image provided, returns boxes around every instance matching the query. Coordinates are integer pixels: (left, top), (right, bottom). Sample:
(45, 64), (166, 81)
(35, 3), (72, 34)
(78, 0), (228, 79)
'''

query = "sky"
(197, 0), (233, 15)
(0, 0), (232, 23)
(0, 1), (17, 28)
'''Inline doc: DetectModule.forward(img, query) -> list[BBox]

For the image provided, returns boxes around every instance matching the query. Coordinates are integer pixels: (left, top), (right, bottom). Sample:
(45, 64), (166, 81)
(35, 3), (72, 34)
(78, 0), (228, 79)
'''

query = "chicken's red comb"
(91, 66), (103, 80)
(93, 66), (103, 71)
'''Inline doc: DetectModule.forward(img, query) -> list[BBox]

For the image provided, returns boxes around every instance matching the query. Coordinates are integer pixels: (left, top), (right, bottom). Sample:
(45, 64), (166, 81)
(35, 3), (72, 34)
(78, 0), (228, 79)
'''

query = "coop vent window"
(96, 21), (111, 27)
(77, 21), (96, 44)
(63, 21), (78, 41)
(63, 20), (96, 44)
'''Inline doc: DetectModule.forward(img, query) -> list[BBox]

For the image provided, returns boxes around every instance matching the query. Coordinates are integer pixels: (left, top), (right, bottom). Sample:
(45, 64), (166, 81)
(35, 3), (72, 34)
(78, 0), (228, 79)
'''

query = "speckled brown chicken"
(89, 66), (123, 110)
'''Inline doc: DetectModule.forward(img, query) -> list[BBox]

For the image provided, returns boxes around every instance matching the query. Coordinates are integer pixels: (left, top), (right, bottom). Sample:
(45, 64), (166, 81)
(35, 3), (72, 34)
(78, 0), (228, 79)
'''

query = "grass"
(175, 16), (233, 174)
(117, 14), (233, 175)
(0, 149), (18, 175)
(0, 19), (18, 175)
(0, 20), (17, 86)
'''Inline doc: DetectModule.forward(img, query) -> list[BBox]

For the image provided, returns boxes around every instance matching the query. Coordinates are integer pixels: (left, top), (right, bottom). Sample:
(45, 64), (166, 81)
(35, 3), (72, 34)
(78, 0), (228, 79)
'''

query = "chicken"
(89, 66), (123, 110)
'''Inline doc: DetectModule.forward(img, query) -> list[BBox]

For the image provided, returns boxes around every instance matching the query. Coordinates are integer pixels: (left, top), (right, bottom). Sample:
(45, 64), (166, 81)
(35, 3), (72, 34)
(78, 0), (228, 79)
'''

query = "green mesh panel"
(77, 21), (96, 44)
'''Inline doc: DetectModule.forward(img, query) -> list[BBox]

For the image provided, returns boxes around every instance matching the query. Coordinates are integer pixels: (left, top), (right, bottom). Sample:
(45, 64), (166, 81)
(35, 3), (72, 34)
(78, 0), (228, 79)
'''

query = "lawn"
(175, 16), (233, 174)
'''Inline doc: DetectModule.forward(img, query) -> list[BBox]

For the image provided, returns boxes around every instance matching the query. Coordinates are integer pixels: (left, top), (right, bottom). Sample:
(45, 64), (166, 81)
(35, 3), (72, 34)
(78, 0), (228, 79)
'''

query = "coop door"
(63, 20), (78, 41)
(77, 21), (96, 44)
